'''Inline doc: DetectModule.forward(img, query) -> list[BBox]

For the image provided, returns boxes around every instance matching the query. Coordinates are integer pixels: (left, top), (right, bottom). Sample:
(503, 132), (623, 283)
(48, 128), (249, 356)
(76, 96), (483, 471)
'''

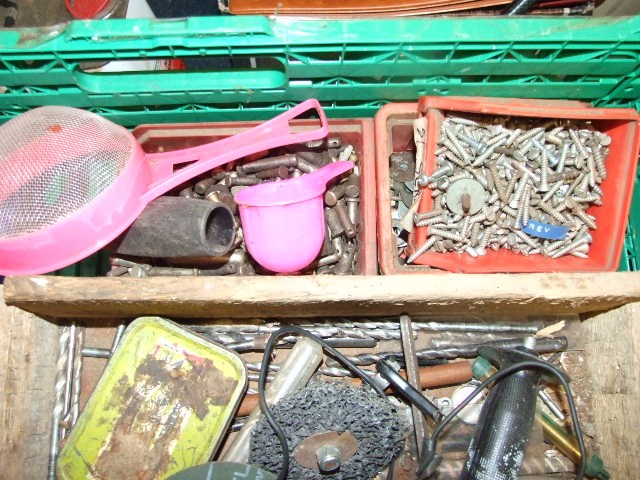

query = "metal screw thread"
(486, 131), (510, 147)
(516, 139), (534, 158)
(469, 206), (491, 225)
(516, 127), (545, 145)
(470, 222), (481, 247)
(448, 171), (474, 184)
(542, 181), (562, 203)
(48, 327), (71, 480)
(505, 128), (522, 147)
(586, 152), (598, 187)
(478, 225), (496, 248)
(522, 189), (532, 227)
(460, 215), (472, 238)
(523, 336), (537, 350)
(510, 174), (530, 209)
(552, 235), (590, 258)
(569, 129), (588, 158)
(430, 163), (454, 180)
(515, 230), (540, 249)
(592, 146), (607, 180)
(406, 235), (439, 264)
(445, 127), (472, 163)
(539, 148), (550, 192)
(458, 132), (486, 152)
(443, 148), (468, 168)
(557, 142), (569, 173)
(414, 209), (445, 222)
(464, 167), (489, 189)
(574, 193), (602, 204)
(514, 184), (530, 229)
(566, 171), (586, 198)
(447, 116), (483, 126)
(592, 184), (604, 197)
(429, 227), (464, 242)
(512, 161), (541, 184)
(70, 326), (84, 428)
(415, 215), (446, 227)
(538, 201), (567, 223)
(504, 173), (519, 202)
(473, 138), (507, 167)
(572, 207), (597, 230)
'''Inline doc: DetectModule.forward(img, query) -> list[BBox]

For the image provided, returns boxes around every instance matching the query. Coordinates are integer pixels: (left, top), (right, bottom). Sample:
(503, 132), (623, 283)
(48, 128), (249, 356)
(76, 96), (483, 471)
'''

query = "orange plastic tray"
(133, 118), (377, 275)
(375, 97), (640, 274)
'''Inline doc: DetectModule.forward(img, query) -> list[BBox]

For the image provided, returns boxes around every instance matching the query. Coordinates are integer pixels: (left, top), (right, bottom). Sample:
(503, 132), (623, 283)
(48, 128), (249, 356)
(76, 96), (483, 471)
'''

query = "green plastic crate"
(0, 15), (638, 275)
(1, 16), (640, 125)
(619, 167), (640, 272)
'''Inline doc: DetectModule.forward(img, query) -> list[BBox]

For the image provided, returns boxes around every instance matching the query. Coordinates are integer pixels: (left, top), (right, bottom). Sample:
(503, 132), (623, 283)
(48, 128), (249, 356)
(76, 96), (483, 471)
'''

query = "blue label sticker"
(522, 219), (569, 240)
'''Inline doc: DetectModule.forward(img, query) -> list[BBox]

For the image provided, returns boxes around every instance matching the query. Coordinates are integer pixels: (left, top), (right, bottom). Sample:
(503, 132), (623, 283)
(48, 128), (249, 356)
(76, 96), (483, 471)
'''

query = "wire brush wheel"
(249, 382), (405, 479)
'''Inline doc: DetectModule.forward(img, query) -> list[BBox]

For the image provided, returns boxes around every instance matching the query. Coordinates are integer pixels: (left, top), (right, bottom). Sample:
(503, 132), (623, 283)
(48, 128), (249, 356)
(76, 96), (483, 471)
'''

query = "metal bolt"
(317, 445), (342, 473)
(194, 178), (216, 195)
(238, 153), (298, 174)
(334, 200), (357, 239)
(325, 207), (344, 238)
(255, 165), (289, 180)
(345, 197), (360, 226)
(225, 175), (261, 187)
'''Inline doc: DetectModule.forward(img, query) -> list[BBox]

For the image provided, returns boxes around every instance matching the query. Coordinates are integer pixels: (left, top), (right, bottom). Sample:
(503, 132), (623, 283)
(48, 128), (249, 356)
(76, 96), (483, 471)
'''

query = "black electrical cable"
(257, 326), (390, 480)
(418, 359), (586, 480)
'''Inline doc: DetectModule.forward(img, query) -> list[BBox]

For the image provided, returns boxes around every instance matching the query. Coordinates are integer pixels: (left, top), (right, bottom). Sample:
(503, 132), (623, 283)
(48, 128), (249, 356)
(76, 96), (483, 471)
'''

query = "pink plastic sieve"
(235, 161), (354, 273)
(0, 99), (329, 275)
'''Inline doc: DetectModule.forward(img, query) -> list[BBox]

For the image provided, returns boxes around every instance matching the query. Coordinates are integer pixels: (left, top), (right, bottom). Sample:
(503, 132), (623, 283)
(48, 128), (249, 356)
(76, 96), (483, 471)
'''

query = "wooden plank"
(582, 301), (640, 479)
(0, 285), (59, 480)
(4, 272), (640, 320)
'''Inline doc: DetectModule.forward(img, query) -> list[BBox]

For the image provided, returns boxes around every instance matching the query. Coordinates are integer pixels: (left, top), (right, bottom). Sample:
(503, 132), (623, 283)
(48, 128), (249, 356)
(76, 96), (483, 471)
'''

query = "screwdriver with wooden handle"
(236, 360), (473, 417)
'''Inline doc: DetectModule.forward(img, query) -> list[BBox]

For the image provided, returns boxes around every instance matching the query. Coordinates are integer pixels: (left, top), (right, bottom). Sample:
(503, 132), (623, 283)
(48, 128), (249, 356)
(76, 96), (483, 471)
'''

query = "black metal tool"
(461, 338), (553, 480)
(377, 359), (443, 423)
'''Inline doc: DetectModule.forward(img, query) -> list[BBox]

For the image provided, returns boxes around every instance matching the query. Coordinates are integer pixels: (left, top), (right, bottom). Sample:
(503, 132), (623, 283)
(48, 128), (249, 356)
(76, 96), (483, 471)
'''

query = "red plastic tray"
(133, 118), (377, 275)
(376, 97), (640, 274)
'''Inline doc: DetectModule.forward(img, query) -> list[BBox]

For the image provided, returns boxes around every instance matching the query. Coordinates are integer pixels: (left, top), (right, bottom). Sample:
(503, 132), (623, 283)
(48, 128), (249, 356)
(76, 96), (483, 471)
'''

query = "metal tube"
(221, 338), (324, 463)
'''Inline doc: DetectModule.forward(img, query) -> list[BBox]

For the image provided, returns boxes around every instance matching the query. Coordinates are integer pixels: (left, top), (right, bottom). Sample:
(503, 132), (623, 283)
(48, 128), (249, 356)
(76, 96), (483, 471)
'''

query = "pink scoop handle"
(141, 99), (329, 202)
(303, 161), (355, 192)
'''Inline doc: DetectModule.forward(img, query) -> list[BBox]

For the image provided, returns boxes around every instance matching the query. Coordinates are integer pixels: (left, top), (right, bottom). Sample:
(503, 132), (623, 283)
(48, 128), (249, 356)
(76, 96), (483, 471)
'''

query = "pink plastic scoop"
(0, 99), (329, 275)
(235, 161), (354, 273)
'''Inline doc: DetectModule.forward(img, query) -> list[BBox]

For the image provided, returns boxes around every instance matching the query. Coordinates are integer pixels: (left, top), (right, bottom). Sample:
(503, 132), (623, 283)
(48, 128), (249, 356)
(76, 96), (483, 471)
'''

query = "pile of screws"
(406, 114), (610, 264)
(110, 138), (361, 276)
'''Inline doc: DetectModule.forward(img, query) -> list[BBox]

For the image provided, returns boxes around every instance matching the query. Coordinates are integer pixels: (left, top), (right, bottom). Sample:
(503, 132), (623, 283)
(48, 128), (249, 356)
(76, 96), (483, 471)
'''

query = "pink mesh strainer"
(0, 99), (329, 275)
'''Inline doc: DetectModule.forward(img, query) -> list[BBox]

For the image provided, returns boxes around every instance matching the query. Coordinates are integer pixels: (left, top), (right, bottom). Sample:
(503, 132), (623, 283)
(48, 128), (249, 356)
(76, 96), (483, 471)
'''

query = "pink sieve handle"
(141, 99), (329, 202)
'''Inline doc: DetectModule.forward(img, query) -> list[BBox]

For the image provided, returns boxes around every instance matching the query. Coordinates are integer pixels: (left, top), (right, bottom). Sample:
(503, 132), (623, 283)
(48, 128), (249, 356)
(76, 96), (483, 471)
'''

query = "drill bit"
(325, 336), (568, 367)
